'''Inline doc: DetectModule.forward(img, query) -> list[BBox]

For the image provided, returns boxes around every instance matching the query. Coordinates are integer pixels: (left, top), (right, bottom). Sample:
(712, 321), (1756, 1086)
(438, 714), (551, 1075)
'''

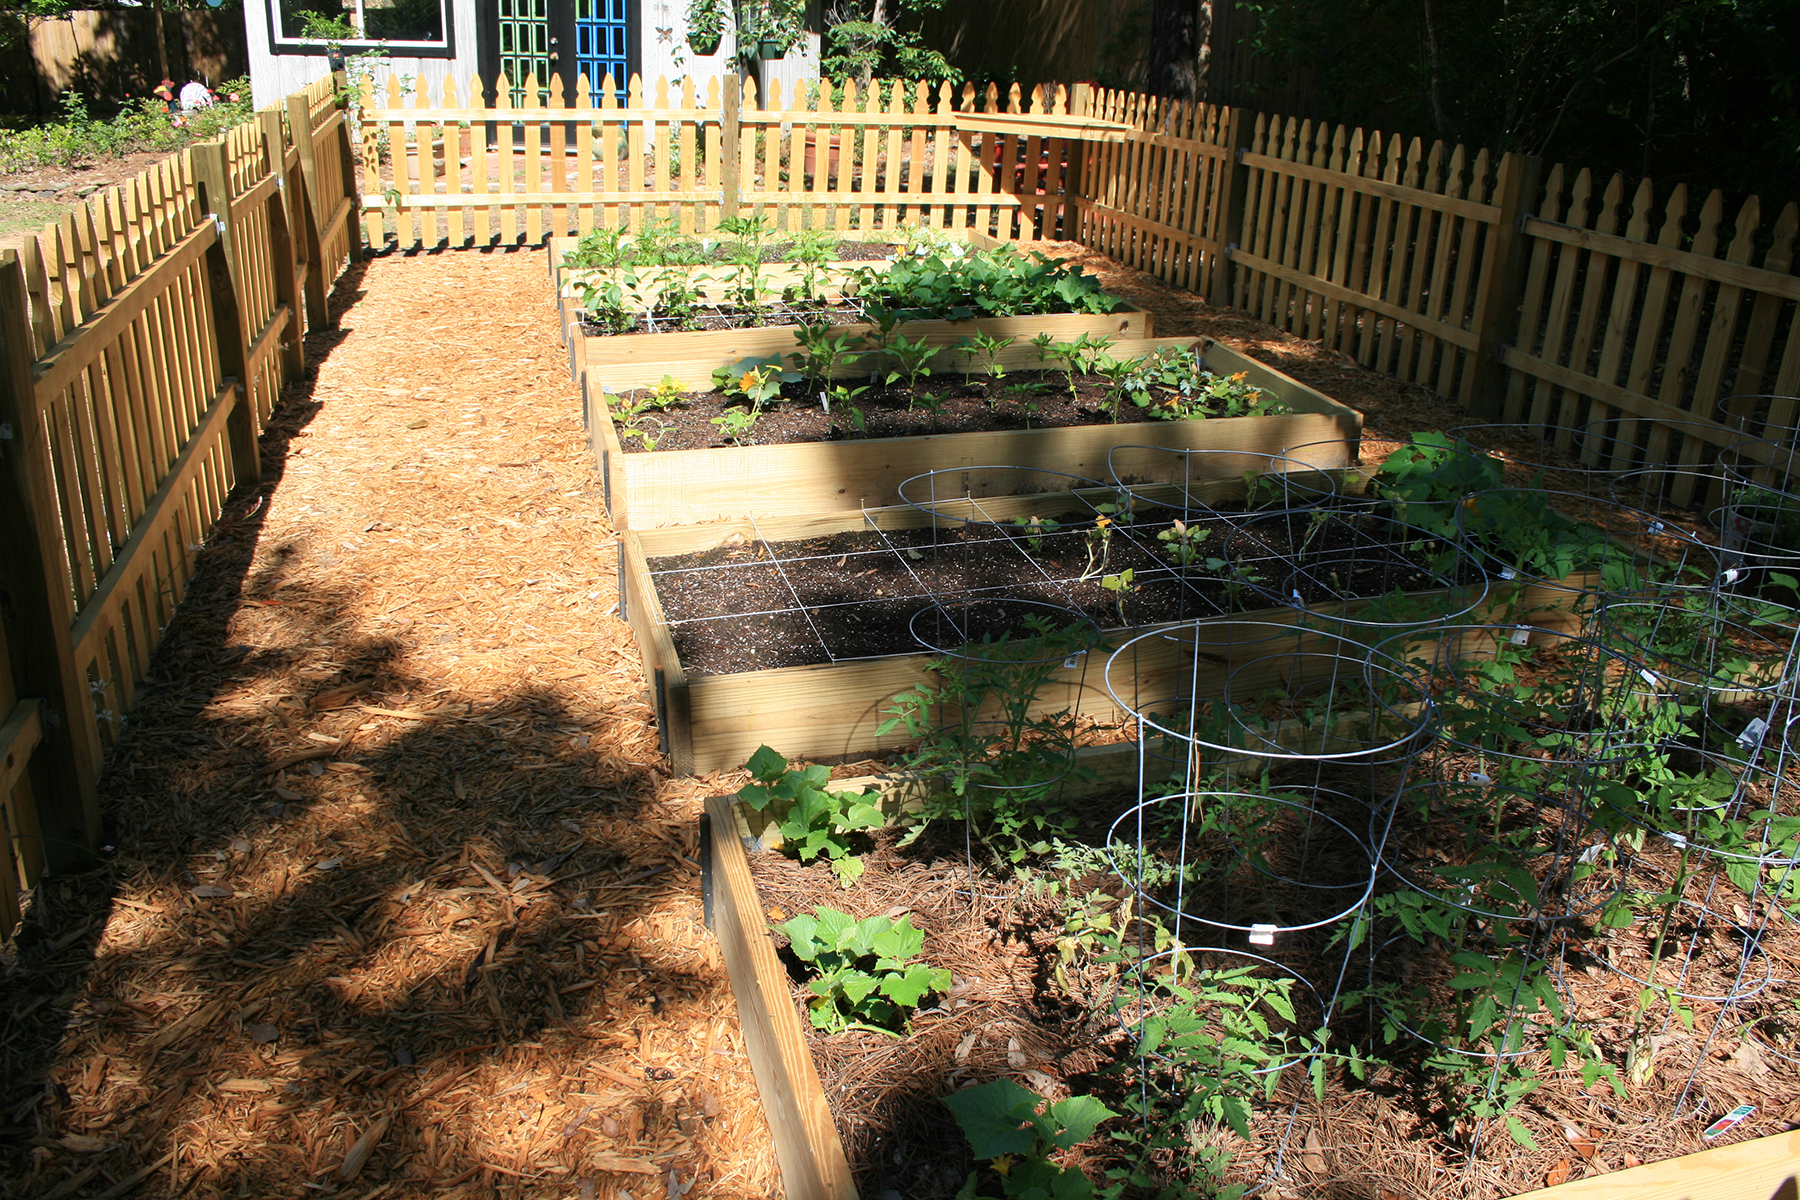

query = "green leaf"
(1044, 1095), (1116, 1149)
(744, 744), (788, 781)
(942, 1078), (1043, 1159)
(1504, 1115), (1537, 1150)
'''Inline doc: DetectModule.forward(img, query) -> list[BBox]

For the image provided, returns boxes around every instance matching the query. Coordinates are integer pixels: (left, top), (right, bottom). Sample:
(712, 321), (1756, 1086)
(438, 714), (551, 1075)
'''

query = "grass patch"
(0, 80), (254, 175)
(0, 197), (74, 246)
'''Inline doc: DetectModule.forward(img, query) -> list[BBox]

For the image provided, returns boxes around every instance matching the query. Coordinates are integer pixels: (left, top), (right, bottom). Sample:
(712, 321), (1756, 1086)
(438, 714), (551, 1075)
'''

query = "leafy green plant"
(707, 355), (795, 442)
(1011, 514), (1061, 553)
(886, 332), (942, 411)
(943, 1079), (1115, 1200)
(1375, 431), (1507, 538)
(1100, 568), (1135, 624)
(739, 746), (884, 885)
(715, 213), (773, 306)
(712, 354), (797, 407)
(791, 321), (865, 393)
(779, 907), (950, 1033)
(1156, 518), (1211, 566)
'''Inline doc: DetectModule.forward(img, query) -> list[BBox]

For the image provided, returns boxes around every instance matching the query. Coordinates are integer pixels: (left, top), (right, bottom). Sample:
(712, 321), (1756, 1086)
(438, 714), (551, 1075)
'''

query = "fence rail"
(0, 74), (359, 938)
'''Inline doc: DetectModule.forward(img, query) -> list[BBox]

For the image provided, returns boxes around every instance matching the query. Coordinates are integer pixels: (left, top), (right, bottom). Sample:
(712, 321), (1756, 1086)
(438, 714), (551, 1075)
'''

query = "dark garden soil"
(614, 372), (1238, 452)
(649, 507), (1458, 676)
(745, 767), (1800, 1200)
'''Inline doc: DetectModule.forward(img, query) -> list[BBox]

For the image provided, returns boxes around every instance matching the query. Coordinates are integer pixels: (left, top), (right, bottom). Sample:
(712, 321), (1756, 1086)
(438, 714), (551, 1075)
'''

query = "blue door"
(575, 0), (633, 103)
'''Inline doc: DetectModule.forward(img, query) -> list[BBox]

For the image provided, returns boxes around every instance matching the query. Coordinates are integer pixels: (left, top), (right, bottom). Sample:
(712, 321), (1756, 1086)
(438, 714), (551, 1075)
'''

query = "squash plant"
(779, 907), (950, 1033)
(739, 745), (884, 885)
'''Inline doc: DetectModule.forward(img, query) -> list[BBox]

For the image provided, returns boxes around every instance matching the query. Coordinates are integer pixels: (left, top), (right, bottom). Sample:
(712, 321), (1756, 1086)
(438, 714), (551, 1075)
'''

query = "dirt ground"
(2, 236), (1772, 1200)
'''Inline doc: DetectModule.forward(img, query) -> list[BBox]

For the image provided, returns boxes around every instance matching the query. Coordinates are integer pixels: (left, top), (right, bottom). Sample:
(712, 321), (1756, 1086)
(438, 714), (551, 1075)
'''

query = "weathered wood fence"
(0, 74), (359, 934)
(1073, 86), (1800, 496)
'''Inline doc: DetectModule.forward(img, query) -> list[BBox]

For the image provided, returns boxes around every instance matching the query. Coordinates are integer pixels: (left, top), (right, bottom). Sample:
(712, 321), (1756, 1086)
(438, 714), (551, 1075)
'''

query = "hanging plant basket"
(757, 38), (786, 60)
(688, 31), (722, 55)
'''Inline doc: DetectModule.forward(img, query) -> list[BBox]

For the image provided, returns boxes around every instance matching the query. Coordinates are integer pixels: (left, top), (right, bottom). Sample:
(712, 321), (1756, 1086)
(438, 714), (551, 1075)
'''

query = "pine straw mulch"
(745, 783), (1800, 1200)
(0, 247), (783, 1200)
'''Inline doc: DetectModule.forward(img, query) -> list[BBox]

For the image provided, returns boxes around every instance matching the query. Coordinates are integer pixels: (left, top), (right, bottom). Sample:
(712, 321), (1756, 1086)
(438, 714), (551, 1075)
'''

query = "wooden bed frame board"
(702, 792), (858, 1200)
(585, 336), (1363, 529)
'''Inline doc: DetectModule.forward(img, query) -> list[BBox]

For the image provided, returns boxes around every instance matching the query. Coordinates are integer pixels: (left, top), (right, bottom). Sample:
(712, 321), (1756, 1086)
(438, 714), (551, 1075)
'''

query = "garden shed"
(3, 56), (1800, 1200)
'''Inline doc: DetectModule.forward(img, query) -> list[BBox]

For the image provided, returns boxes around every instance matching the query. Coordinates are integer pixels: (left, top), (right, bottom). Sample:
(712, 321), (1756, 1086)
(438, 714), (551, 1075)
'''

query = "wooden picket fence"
(358, 72), (1085, 249)
(0, 74), (360, 936)
(1069, 86), (1799, 489)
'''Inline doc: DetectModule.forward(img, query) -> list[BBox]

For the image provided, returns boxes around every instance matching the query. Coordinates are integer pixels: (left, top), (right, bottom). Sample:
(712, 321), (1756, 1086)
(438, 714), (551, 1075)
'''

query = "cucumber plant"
(739, 745), (884, 886)
(779, 907), (951, 1033)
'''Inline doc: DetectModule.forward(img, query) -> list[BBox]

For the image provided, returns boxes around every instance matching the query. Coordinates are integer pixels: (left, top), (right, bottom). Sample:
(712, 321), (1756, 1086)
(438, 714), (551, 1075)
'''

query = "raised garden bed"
(585, 337), (1362, 528)
(691, 583), (1800, 1197)
(617, 477), (1601, 773)
(703, 774), (1800, 1200)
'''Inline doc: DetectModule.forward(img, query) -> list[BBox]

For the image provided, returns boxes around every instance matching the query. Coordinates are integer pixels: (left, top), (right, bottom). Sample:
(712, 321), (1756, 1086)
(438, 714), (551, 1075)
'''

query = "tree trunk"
(1147, 0), (1198, 100)
(152, 0), (169, 85)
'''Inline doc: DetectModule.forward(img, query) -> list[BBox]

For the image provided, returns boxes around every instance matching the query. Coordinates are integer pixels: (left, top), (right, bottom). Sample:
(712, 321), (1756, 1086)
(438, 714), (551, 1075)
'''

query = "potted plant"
(743, 0), (805, 59)
(686, 0), (726, 56)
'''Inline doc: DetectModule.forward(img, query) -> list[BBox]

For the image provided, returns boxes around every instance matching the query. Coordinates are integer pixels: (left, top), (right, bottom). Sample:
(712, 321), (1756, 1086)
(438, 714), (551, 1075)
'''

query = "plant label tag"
(1724, 568), (1741, 585)
(1062, 655), (1081, 670)
(1292, 589), (1305, 604)
(1468, 772), (1492, 785)
(1639, 668), (1659, 686)
(1663, 831), (1689, 849)
(1702, 1104), (1755, 1139)
(1650, 521), (1665, 534)
(1248, 924), (1277, 946)
(1511, 625), (1531, 645)
(1500, 566), (1517, 580)
(1739, 718), (1768, 752)
(820, 390), (830, 413)
(1578, 843), (1606, 864)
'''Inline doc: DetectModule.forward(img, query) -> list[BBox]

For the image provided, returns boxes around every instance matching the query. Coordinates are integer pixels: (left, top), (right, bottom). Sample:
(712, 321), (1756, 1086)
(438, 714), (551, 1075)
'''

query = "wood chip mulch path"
(1, 247), (781, 1200)
(0, 236), (1710, 1200)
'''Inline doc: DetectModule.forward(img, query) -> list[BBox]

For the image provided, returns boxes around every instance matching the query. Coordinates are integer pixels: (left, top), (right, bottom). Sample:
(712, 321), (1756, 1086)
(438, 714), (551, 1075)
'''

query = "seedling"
(886, 333), (941, 412)
(1011, 514), (1061, 553)
(790, 321), (865, 394)
(1157, 518), (1211, 566)
(1100, 567), (1135, 624)
(739, 745), (883, 886)
(779, 907), (950, 1033)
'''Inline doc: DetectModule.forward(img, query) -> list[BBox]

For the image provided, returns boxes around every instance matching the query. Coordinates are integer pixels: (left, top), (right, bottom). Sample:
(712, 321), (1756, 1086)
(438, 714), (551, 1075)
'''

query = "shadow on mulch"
(0, 263), (720, 1199)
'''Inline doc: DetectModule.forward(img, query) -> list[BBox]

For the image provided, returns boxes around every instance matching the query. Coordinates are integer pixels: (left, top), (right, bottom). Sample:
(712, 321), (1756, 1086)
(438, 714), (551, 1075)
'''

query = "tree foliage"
(821, 0), (959, 85)
(1230, 0), (1798, 201)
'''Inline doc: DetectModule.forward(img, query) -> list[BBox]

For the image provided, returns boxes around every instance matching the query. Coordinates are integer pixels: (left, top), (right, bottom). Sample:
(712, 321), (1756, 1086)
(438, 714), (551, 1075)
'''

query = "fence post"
(721, 80), (740, 223)
(1209, 106), (1254, 308)
(332, 70), (365, 262)
(0, 253), (103, 874)
(1468, 151), (1542, 418)
(259, 106), (308, 378)
(191, 140), (262, 488)
(285, 93), (332, 332)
